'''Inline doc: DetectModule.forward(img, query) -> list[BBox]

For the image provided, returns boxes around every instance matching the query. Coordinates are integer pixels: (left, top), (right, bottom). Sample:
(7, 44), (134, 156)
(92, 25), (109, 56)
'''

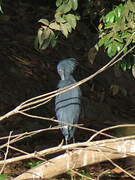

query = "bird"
(55, 58), (81, 144)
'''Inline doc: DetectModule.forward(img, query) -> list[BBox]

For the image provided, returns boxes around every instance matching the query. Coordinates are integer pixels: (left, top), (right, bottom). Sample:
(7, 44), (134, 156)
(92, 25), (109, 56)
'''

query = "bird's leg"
(65, 138), (68, 146)
(65, 138), (69, 153)
(73, 136), (75, 144)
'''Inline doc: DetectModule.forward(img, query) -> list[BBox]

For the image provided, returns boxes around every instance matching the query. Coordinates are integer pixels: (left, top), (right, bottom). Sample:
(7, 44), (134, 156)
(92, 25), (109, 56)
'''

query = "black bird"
(55, 58), (81, 143)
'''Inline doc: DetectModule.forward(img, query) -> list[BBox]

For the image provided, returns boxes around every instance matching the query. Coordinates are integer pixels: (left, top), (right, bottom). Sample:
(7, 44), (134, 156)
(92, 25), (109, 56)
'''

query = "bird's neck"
(63, 74), (74, 81)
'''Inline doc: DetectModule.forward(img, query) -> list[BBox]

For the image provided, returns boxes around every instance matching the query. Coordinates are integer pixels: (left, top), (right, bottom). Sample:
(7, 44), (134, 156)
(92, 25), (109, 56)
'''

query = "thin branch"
(19, 111), (114, 139)
(0, 36), (134, 122)
(0, 135), (135, 165)
(88, 124), (135, 142)
(0, 131), (12, 174)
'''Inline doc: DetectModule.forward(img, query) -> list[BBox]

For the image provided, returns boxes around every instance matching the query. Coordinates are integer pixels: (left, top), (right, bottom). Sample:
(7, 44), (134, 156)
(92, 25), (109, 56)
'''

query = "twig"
(0, 126), (60, 141)
(71, 169), (94, 180)
(0, 131), (12, 174)
(19, 111), (114, 139)
(0, 36), (134, 122)
(96, 143), (135, 179)
(88, 124), (135, 142)
(0, 135), (135, 165)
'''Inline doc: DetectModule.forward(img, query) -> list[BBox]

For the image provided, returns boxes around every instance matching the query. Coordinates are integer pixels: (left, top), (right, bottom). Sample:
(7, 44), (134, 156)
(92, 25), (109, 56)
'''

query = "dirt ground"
(0, 0), (135, 179)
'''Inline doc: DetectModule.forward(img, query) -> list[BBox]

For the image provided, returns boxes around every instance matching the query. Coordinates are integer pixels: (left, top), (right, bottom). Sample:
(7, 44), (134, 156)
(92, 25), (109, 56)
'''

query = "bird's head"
(57, 58), (77, 80)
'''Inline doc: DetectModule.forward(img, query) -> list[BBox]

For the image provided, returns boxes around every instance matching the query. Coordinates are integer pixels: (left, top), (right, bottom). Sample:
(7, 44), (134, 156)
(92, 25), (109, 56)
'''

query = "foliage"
(0, 174), (9, 180)
(35, 0), (80, 50)
(26, 160), (43, 168)
(96, 0), (135, 74)
(97, 0), (135, 57)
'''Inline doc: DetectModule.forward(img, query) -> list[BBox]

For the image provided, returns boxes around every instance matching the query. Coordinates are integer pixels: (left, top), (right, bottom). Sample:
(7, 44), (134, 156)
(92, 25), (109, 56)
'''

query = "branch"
(13, 136), (135, 179)
(0, 42), (134, 122)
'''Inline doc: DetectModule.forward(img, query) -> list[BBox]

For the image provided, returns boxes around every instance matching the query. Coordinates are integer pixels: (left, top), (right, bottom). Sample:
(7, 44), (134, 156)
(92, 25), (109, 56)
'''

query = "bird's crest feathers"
(57, 58), (77, 74)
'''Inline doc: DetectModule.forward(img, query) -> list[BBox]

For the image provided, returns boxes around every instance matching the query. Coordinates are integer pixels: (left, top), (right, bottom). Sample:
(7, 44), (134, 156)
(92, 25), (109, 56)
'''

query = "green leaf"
(114, 41), (123, 52)
(122, 32), (131, 38)
(95, 44), (99, 51)
(113, 35), (123, 43)
(65, 14), (76, 29)
(41, 30), (55, 50)
(34, 36), (39, 50)
(65, 22), (72, 33)
(51, 38), (57, 48)
(132, 33), (135, 43)
(56, 1), (72, 14)
(27, 161), (43, 168)
(75, 15), (80, 20)
(37, 28), (44, 49)
(0, 174), (9, 180)
(103, 32), (114, 47)
(120, 62), (127, 71)
(60, 23), (68, 37)
(105, 11), (115, 24)
(42, 28), (51, 40)
(98, 38), (105, 47)
(71, 0), (78, 10)
(107, 43), (117, 57)
(126, 62), (131, 70)
(114, 4), (124, 18)
(55, 12), (66, 23)
(56, 0), (63, 7)
(49, 22), (61, 30)
(38, 19), (49, 26)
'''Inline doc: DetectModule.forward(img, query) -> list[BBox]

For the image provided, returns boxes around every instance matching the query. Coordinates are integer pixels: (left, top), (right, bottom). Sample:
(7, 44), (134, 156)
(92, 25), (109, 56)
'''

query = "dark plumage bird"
(55, 58), (81, 143)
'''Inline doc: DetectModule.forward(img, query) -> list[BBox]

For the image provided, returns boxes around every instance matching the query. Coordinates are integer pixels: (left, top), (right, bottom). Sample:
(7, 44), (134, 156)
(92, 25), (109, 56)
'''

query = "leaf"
(120, 62), (127, 71)
(113, 41), (123, 52)
(49, 22), (61, 30)
(65, 14), (76, 29)
(51, 38), (57, 48)
(65, 22), (72, 33)
(56, 1), (72, 14)
(127, 0), (135, 13)
(122, 32), (131, 38)
(37, 28), (44, 49)
(132, 65), (135, 78)
(107, 43), (117, 57)
(101, 32), (114, 47)
(56, 0), (62, 7)
(113, 35), (123, 43)
(34, 36), (39, 50)
(95, 44), (99, 51)
(126, 62), (131, 70)
(105, 11), (115, 24)
(0, 5), (3, 14)
(71, 0), (78, 10)
(55, 12), (66, 23)
(132, 33), (135, 43)
(41, 28), (51, 40)
(40, 36), (50, 50)
(75, 15), (80, 20)
(0, 174), (9, 180)
(114, 4), (124, 18)
(60, 23), (68, 37)
(98, 38), (105, 47)
(38, 19), (49, 26)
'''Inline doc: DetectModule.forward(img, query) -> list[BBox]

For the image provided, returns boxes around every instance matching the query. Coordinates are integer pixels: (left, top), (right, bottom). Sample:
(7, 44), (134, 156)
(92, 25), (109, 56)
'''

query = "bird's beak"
(58, 69), (65, 80)
(61, 72), (65, 80)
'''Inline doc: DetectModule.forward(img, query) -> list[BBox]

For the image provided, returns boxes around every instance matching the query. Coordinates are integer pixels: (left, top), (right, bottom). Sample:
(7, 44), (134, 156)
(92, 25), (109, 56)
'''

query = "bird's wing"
(55, 85), (81, 125)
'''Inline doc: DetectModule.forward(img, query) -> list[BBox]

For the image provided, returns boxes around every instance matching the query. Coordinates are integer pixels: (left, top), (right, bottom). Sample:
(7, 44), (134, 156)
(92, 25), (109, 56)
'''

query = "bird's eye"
(58, 68), (63, 73)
